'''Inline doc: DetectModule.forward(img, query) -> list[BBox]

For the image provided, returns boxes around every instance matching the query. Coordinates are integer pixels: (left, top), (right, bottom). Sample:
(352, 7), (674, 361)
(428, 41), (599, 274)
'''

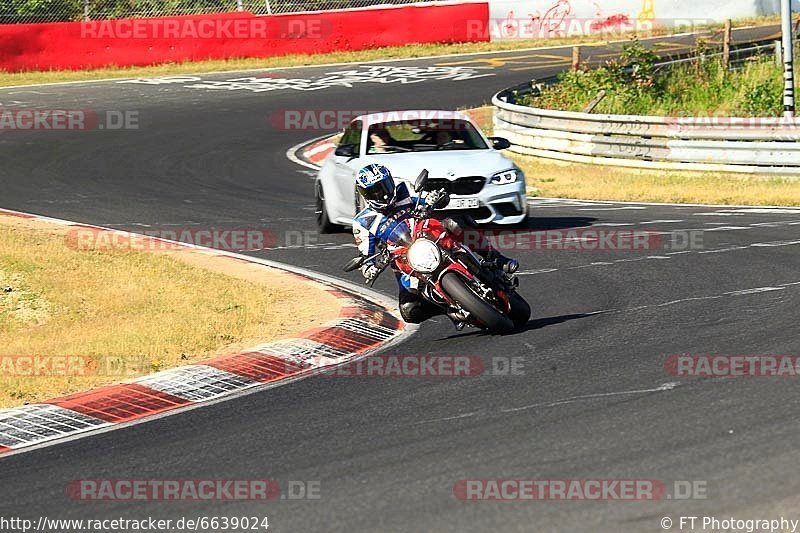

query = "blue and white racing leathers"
(352, 182), (424, 294)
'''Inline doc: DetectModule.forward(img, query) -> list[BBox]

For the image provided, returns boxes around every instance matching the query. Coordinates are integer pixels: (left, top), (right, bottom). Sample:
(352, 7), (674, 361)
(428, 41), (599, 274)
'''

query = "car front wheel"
(316, 181), (343, 234)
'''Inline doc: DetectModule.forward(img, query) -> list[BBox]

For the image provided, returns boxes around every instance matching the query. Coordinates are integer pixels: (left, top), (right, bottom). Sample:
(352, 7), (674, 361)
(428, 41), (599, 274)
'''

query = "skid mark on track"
(614, 280), (800, 313)
(500, 382), (680, 414)
(413, 382), (680, 425)
(516, 280), (799, 325)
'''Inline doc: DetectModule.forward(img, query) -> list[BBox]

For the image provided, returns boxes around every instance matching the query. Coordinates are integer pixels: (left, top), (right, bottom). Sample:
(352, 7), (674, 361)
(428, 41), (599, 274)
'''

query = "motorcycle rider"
(352, 163), (519, 324)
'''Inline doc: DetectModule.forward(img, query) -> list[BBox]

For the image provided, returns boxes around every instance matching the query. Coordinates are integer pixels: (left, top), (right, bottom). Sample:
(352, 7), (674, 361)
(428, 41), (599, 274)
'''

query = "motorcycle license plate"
(443, 198), (479, 210)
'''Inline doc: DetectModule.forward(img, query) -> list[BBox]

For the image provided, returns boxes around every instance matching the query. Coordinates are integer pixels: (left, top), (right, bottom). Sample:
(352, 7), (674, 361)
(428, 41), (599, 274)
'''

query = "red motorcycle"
(344, 171), (530, 334)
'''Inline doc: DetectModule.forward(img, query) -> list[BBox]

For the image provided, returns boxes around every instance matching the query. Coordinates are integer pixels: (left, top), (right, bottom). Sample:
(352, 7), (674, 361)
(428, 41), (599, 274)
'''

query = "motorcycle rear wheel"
(440, 272), (514, 334)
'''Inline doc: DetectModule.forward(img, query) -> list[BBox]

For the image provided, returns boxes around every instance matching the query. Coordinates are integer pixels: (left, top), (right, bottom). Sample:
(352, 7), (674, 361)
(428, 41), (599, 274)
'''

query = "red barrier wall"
(0, 4), (489, 72)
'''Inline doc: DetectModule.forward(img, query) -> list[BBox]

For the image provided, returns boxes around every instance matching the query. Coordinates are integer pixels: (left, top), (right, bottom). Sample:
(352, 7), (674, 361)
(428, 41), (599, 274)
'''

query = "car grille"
(424, 177), (486, 196)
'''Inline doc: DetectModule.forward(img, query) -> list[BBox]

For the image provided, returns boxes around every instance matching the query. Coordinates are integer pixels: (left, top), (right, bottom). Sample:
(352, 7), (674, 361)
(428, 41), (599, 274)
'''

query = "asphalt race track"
(2, 26), (800, 532)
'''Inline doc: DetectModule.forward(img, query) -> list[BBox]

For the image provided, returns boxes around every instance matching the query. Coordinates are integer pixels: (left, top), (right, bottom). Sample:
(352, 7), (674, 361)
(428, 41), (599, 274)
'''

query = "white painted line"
(704, 226), (752, 231)
(533, 197), (800, 209)
(517, 268), (559, 275)
(725, 287), (785, 296)
(592, 222), (635, 227)
(576, 206), (648, 211)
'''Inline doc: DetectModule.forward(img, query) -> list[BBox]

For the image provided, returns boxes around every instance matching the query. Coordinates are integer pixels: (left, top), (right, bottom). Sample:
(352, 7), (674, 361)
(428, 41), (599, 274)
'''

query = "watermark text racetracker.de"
(81, 17), (331, 40)
(285, 355), (526, 377)
(453, 479), (707, 501)
(67, 479), (320, 501)
(64, 227), (361, 252)
(270, 109), (476, 132)
(0, 110), (139, 131)
(460, 229), (704, 253)
(0, 355), (148, 377)
(470, 17), (715, 40)
(666, 113), (800, 137)
(665, 355), (800, 377)
(65, 227), (279, 252)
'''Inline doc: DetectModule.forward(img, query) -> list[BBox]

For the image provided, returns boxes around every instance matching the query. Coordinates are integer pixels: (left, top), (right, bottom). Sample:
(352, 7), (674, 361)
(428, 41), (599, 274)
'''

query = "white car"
(315, 110), (528, 232)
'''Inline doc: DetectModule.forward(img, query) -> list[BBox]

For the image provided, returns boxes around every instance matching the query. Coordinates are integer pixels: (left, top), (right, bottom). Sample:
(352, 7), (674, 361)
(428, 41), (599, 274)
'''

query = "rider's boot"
(446, 309), (469, 331)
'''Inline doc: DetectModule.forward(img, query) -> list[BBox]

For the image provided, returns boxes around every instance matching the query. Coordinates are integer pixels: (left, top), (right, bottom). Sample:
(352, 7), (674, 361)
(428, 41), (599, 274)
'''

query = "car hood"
(370, 150), (515, 182)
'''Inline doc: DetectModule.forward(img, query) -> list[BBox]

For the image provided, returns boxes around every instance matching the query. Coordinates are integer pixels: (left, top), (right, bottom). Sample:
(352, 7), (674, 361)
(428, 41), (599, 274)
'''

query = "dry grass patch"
(0, 215), (340, 407)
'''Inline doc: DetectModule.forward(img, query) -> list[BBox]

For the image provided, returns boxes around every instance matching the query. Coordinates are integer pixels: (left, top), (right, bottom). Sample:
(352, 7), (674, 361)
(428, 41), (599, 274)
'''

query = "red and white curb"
(0, 208), (410, 456)
(286, 134), (338, 171)
(304, 138), (337, 166)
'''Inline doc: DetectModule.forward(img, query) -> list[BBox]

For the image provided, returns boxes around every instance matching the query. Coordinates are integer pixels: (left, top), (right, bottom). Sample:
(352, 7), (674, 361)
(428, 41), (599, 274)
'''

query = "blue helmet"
(356, 164), (397, 210)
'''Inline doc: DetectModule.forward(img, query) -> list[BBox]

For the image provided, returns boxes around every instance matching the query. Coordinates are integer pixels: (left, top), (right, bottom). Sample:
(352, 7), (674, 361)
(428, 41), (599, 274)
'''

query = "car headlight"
(406, 239), (442, 273)
(491, 168), (523, 185)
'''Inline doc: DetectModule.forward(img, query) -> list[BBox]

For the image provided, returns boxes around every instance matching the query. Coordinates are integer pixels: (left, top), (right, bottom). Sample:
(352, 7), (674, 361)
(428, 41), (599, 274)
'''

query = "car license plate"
(443, 198), (479, 210)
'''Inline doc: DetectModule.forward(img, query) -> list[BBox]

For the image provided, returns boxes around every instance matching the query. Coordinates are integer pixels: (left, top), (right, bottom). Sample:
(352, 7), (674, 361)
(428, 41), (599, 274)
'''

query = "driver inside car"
(435, 130), (454, 147)
(352, 164), (519, 325)
(367, 128), (396, 154)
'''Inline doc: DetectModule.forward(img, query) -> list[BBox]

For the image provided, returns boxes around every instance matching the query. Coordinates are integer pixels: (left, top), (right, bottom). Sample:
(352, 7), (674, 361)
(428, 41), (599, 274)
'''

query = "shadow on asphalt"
(440, 313), (598, 340)
(515, 216), (597, 231)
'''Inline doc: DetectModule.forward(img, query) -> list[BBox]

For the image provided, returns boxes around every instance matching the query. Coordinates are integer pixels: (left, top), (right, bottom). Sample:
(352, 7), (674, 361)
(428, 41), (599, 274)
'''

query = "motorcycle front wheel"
(508, 291), (531, 329)
(440, 272), (514, 334)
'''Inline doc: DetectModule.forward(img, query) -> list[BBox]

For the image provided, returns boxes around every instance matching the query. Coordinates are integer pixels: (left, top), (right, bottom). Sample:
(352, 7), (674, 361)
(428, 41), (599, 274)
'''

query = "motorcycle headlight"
(406, 239), (442, 273)
(491, 168), (522, 185)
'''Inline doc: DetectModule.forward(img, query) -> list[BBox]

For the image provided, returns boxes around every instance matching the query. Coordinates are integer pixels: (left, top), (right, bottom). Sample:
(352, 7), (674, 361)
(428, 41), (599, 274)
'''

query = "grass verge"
(525, 38), (790, 115)
(0, 16), (779, 87)
(0, 214), (340, 408)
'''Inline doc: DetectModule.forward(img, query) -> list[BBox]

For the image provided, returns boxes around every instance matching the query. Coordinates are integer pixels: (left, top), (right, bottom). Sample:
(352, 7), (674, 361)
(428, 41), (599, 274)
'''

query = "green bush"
(89, 0), (232, 18)
(526, 39), (786, 117)
(0, 0), (83, 22)
(0, 0), (418, 22)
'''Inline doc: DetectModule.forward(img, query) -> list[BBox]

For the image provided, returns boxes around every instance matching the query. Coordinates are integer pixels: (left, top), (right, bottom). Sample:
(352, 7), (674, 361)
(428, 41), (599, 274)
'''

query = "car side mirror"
(489, 137), (511, 150)
(413, 169), (429, 192)
(335, 144), (356, 158)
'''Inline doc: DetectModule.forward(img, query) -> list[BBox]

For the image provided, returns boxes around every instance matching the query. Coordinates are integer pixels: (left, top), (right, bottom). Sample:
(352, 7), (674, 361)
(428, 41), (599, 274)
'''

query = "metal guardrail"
(493, 40), (800, 175)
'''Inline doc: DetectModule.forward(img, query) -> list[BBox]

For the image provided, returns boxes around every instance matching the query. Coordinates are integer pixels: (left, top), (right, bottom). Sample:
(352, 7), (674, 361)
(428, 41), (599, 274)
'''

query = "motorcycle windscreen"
(383, 219), (413, 247)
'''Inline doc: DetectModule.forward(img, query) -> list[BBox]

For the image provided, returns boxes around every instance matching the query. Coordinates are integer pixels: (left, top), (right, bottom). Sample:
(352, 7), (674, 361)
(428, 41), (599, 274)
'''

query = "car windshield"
(366, 119), (488, 154)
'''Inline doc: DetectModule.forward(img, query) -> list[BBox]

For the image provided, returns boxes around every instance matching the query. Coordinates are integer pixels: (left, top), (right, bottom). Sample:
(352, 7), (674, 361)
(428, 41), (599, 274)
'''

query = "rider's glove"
(425, 189), (450, 210)
(362, 264), (381, 283)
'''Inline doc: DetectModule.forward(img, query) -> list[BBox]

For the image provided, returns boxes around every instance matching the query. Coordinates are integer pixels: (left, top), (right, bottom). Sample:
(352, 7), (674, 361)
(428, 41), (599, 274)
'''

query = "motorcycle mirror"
(413, 169), (429, 192)
(343, 256), (365, 272)
(488, 137), (511, 150)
